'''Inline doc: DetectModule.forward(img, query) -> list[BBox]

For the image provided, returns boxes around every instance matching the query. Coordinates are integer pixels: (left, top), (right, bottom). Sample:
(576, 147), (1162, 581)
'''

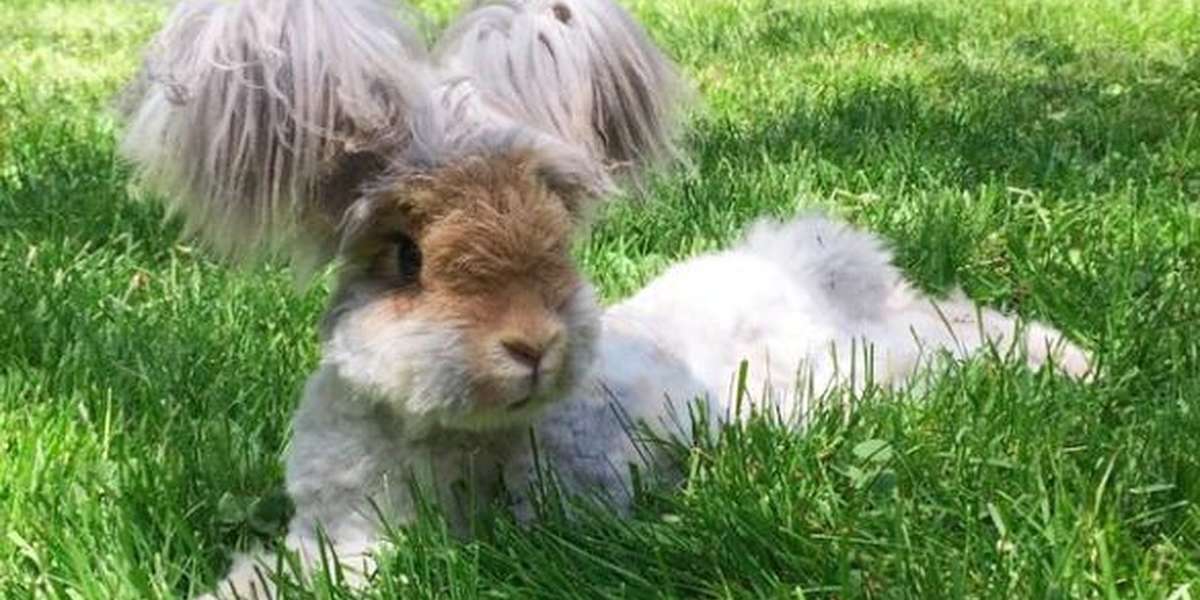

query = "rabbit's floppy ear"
(436, 0), (689, 182)
(119, 0), (432, 263)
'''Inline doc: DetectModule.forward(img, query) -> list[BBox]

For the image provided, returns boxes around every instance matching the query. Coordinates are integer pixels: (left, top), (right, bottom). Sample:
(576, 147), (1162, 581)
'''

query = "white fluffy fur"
(321, 283), (602, 435)
(200, 216), (1090, 598)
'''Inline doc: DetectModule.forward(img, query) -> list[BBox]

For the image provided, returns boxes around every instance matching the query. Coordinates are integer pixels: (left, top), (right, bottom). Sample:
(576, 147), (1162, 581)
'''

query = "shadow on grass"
(1, 114), (176, 260)
(757, 2), (965, 53)
(691, 49), (1200, 194)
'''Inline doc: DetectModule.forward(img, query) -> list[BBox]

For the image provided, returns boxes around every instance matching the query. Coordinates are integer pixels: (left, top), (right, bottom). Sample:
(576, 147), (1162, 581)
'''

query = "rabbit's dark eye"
(393, 233), (422, 285)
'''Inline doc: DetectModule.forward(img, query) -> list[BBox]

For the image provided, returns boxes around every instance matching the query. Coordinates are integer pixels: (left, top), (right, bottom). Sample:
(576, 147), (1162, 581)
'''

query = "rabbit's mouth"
(503, 382), (562, 413)
(508, 396), (534, 411)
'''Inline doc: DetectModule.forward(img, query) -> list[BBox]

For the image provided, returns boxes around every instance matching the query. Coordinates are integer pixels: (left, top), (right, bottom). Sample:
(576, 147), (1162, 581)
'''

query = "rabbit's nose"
(502, 338), (545, 371)
(500, 327), (564, 378)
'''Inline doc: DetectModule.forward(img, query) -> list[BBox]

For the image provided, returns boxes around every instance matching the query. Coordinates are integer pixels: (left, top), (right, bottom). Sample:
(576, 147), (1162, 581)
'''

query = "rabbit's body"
(201, 216), (1089, 599)
(609, 218), (1091, 410)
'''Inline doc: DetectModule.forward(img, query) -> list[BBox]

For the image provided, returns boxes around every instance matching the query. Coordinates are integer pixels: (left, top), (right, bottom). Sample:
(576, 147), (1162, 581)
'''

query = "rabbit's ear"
(436, 0), (689, 183)
(119, 0), (433, 263)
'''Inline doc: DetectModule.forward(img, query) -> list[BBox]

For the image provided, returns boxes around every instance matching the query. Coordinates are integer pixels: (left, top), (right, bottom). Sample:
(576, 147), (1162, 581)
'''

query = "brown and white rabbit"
(195, 206), (1090, 599)
(118, 1), (1090, 598)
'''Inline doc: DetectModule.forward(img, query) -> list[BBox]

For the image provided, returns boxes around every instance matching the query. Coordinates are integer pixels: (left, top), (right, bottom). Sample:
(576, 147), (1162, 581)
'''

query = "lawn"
(2, 0), (1198, 597)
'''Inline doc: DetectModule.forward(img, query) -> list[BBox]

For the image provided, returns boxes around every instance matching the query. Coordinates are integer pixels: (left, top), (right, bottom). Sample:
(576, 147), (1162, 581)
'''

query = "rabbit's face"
(321, 153), (601, 432)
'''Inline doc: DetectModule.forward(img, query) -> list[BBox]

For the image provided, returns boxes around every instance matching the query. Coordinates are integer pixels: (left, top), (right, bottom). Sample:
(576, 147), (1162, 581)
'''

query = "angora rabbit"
(200, 210), (1089, 599)
(117, 1), (1090, 598)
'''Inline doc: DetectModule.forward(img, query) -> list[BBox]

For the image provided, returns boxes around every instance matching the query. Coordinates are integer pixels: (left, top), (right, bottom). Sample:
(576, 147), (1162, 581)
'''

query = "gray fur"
(395, 111), (617, 211)
(120, 0), (431, 258)
(435, 0), (687, 179)
(741, 216), (905, 322)
(408, 77), (616, 206)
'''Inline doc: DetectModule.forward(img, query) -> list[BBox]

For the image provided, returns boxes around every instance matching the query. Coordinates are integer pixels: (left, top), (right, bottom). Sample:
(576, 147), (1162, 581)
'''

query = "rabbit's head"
(320, 150), (602, 432)
(117, 0), (684, 431)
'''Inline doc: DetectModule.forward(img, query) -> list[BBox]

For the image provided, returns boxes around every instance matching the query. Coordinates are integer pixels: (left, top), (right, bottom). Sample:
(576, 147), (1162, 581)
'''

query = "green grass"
(2, 0), (1199, 597)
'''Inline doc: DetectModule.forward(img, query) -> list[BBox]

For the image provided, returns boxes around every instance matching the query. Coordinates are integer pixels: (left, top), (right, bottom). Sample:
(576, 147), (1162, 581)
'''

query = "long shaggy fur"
(121, 0), (686, 264)
(435, 0), (687, 178)
(198, 214), (1092, 599)
(120, 0), (430, 257)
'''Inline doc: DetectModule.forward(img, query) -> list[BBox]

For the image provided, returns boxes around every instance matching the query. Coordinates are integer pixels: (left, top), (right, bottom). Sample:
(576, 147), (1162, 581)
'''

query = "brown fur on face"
(328, 150), (598, 419)
(407, 155), (579, 301)
(342, 151), (584, 299)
